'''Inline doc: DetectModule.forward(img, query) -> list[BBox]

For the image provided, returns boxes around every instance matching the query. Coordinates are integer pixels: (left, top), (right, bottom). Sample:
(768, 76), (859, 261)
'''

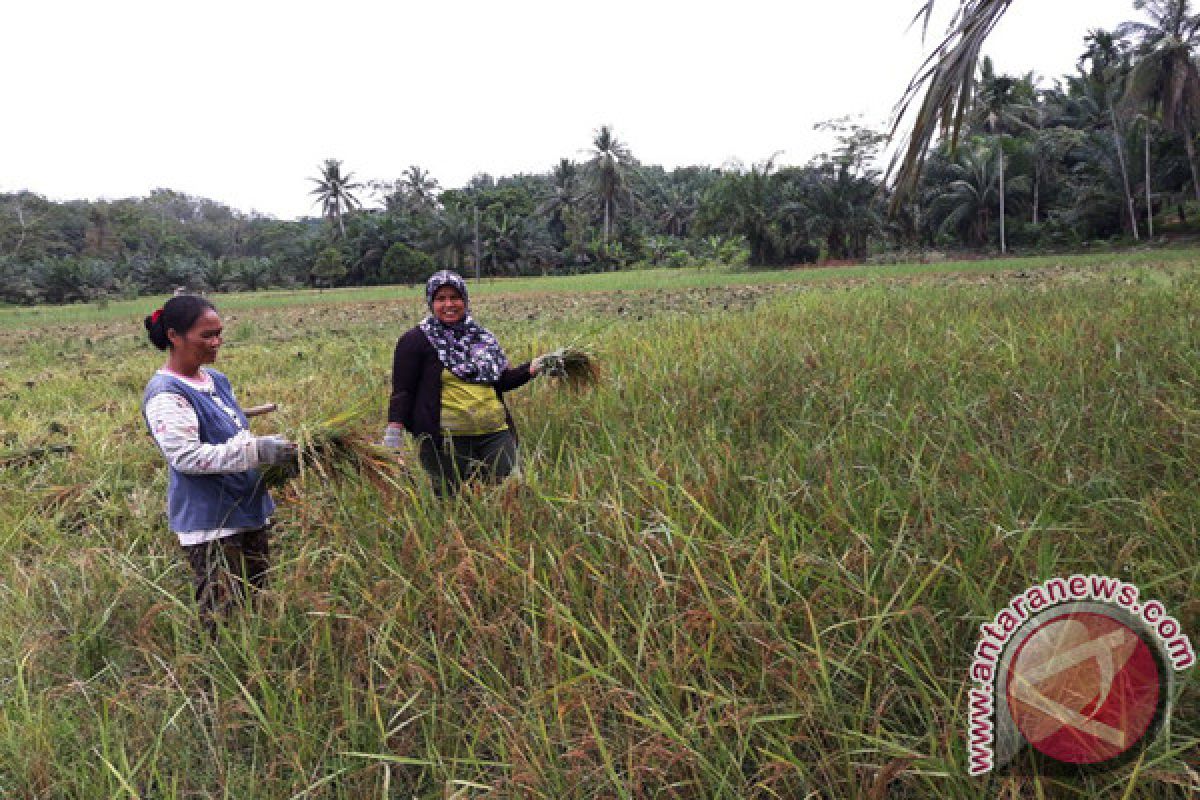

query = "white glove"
(255, 435), (298, 466)
(382, 426), (404, 449)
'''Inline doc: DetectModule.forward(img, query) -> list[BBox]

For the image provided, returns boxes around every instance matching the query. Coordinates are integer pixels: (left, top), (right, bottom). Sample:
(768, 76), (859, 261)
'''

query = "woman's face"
(168, 308), (224, 366)
(432, 286), (466, 325)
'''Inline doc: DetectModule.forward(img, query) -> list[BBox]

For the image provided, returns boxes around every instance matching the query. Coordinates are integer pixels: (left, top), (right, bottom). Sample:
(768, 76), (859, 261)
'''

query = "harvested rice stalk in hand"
(540, 347), (599, 390)
(258, 459), (299, 489)
(258, 409), (407, 492)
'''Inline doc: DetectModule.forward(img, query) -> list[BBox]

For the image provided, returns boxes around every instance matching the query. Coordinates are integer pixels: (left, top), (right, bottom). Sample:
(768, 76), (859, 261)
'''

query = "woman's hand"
(382, 424), (406, 466)
(256, 435), (298, 466)
(382, 423), (404, 449)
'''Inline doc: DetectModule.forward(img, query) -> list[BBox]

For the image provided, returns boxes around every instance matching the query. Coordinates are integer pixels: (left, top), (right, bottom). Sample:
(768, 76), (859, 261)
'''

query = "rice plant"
(0, 254), (1196, 797)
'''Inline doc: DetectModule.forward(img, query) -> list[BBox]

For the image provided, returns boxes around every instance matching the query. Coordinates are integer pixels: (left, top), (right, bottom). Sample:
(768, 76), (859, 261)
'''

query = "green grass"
(0, 253), (1196, 797)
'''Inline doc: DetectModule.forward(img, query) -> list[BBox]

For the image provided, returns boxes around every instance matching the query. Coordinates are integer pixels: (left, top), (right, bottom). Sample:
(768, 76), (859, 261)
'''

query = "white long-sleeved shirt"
(144, 369), (264, 545)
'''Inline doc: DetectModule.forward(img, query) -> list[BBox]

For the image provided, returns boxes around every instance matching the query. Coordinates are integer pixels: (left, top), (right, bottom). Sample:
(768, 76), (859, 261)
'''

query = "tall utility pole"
(1144, 116), (1154, 239)
(473, 206), (481, 281)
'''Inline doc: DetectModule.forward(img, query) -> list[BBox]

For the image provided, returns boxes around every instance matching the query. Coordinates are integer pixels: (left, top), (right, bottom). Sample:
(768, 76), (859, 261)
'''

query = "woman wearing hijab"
(384, 270), (547, 496)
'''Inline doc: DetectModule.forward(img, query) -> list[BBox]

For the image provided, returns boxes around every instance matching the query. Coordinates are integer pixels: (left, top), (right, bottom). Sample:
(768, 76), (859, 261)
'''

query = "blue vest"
(142, 369), (274, 533)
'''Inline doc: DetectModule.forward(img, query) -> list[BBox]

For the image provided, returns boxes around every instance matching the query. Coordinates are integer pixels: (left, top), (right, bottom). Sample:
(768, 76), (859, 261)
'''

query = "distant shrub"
(311, 247), (347, 288)
(666, 249), (693, 268)
(381, 242), (433, 285)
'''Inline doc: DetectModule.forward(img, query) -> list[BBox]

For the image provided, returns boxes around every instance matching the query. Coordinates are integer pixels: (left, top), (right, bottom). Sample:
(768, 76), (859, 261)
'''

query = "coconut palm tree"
(1078, 29), (1141, 238)
(401, 165), (441, 214)
(309, 159), (363, 238)
(1119, 0), (1200, 201)
(586, 126), (635, 248)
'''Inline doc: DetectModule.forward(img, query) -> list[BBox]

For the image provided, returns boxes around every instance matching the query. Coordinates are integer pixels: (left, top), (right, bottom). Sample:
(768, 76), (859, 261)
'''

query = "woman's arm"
(145, 392), (260, 474)
(496, 360), (535, 393)
(388, 330), (423, 428)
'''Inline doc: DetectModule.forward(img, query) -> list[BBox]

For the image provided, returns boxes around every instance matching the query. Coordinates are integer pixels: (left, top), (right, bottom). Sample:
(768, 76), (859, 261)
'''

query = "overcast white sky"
(2, 0), (1140, 220)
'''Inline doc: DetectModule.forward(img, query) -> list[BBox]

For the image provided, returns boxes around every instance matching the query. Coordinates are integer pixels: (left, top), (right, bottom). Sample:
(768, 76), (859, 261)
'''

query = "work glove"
(382, 425), (404, 449)
(533, 353), (563, 377)
(256, 434), (298, 466)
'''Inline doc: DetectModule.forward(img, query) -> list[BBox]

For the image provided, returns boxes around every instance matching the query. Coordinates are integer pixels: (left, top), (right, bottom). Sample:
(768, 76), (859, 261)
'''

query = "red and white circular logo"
(1005, 610), (1165, 766)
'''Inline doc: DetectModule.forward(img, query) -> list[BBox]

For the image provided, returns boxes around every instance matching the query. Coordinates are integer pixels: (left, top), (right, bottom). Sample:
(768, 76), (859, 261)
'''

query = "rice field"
(0, 254), (1197, 798)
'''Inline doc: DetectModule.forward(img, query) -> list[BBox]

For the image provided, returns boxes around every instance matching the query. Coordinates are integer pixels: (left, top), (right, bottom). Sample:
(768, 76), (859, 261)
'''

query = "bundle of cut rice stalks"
(259, 409), (407, 493)
(539, 346), (600, 390)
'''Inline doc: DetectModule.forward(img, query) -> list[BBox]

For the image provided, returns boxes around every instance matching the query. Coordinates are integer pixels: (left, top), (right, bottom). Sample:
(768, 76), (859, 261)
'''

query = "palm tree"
(1137, 112), (1159, 235)
(930, 139), (1001, 247)
(1020, 78), (1064, 226)
(695, 156), (784, 266)
(538, 158), (583, 246)
(1079, 29), (1141, 238)
(657, 185), (698, 238)
(483, 210), (528, 275)
(973, 57), (1031, 252)
(430, 209), (473, 269)
(401, 165), (441, 214)
(586, 126), (635, 248)
(309, 159), (363, 238)
(1119, 0), (1200, 201)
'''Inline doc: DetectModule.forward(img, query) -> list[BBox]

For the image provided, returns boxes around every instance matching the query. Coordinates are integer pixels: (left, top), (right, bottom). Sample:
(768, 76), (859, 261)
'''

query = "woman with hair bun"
(141, 294), (296, 633)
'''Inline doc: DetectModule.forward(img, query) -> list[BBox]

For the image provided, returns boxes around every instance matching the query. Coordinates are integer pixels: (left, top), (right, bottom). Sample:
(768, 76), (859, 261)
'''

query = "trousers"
(181, 527), (270, 635)
(417, 429), (518, 497)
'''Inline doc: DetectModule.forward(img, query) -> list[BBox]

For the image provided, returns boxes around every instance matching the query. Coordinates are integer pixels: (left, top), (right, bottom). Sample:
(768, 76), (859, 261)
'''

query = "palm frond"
(888, 0), (1015, 211)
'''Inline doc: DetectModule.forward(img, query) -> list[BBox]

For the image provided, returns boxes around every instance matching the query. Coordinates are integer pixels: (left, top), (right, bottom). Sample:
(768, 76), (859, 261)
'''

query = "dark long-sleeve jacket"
(388, 326), (533, 439)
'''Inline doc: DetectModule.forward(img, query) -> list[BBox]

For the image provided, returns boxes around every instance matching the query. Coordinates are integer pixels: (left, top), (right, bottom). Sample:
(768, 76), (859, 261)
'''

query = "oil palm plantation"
(309, 159), (363, 238)
(657, 184), (699, 238)
(695, 157), (784, 266)
(429, 208), (474, 270)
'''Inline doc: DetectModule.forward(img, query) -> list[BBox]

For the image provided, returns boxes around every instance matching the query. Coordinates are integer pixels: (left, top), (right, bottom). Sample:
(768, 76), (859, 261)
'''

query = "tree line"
(3, 1), (1199, 305)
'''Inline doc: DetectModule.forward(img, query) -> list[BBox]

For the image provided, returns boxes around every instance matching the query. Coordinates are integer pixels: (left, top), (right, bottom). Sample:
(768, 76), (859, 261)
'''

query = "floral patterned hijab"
(419, 270), (509, 384)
